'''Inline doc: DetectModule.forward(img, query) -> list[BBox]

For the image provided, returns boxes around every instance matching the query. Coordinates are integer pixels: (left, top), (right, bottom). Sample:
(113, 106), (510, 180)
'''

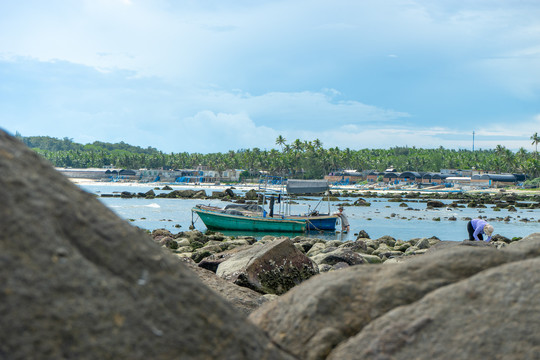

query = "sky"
(1, 0), (539, 154)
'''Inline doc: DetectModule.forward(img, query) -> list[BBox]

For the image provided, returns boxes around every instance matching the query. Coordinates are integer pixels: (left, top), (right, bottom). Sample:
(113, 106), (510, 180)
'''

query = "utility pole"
(472, 131), (475, 152)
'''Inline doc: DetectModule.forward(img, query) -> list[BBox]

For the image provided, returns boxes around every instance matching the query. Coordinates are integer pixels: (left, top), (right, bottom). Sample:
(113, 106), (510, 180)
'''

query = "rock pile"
(151, 228), (524, 297)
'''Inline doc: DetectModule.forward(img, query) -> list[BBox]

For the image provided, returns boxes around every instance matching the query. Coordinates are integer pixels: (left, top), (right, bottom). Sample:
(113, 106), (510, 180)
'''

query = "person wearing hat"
(467, 218), (494, 242)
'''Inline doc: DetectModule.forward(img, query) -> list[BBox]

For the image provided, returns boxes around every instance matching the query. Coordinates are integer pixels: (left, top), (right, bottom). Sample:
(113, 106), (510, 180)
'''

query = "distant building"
(398, 171), (422, 184)
(471, 174), (519, 187)
(325, 170), (364, 185)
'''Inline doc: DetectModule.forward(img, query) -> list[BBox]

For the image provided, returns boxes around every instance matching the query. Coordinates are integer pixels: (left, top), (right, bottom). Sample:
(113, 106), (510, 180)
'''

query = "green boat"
(192, 205), (306, 232)
(192, 179), (348, 233)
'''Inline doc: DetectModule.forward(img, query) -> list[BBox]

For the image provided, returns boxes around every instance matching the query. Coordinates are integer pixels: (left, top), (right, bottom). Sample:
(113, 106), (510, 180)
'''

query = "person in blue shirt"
(467, 218), (494, 242)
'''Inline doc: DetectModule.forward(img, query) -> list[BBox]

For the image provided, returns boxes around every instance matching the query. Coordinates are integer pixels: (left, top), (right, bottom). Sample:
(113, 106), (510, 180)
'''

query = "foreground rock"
(178, 257), (271, 315)
(249, 233), (540, 360)
(328, 255), (540, 359)
(0, 131), (294, 360)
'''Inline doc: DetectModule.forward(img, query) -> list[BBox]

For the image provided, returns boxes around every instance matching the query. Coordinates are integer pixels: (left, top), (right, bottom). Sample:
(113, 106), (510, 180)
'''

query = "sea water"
(79, 183), (540, 242)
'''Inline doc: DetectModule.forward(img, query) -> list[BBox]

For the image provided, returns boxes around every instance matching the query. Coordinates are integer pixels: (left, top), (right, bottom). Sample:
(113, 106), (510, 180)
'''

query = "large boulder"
(249, 233), (540, 360)
(328, 256), (540, 359)
(216, 237), (319, 295)
(0, 131), (293, 360)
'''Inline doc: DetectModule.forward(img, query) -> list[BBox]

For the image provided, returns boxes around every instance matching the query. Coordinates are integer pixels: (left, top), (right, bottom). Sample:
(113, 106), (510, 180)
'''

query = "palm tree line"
(20, 134), (540, 179)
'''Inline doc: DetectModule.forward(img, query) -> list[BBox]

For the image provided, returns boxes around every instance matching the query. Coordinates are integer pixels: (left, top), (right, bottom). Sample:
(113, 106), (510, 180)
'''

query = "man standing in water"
(334, 206), (350, 233)
(467, 218), (494, 242)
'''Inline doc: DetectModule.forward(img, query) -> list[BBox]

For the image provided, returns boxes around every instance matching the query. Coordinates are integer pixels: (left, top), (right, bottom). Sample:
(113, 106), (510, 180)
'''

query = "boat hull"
(193, 208), (306, 232)
(286, 215), (338, 231)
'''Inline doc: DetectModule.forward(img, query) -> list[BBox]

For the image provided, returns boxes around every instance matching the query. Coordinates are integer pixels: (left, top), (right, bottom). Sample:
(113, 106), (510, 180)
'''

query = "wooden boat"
(192, 179), (346, 233)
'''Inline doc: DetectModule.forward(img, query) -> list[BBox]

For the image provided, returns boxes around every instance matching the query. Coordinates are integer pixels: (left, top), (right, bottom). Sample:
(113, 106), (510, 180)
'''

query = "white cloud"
(175, 111), (277, 152)
(186, 89), (409, 129)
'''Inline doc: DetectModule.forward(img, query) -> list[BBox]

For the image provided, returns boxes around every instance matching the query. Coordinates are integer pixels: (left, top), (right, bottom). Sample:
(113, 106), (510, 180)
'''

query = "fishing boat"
(192, 204), (306, 232)
(191, 179), (347, 233)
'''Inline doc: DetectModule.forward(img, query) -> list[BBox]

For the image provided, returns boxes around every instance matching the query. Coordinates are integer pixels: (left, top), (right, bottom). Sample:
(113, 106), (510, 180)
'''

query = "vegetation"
(524, 177), (540, 188)
(16, 133), (540, 179)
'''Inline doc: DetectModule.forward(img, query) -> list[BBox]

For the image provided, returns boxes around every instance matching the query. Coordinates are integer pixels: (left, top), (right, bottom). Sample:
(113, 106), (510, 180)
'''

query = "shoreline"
(68, 178), (540, 195)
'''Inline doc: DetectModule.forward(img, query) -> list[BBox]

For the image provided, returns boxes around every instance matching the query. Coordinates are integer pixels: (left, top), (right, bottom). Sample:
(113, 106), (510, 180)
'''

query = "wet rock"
(144, 189), (156, 198)
(244, 189), (259, 200)
(356, 230), (371, 239)
(491, 234), (512, 243)
(353, 198), (371, 206)
(426, 200), (445, 208)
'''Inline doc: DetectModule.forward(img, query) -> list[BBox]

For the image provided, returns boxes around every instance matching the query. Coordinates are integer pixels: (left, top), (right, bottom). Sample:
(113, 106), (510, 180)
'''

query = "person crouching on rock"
(467, 218), (494, 242)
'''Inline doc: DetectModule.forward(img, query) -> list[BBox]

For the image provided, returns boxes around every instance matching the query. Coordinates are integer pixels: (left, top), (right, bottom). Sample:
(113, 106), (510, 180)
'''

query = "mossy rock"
(360, 254), (383, 264)
(191, 241), (204, 250)
(191, 250), (213, 263)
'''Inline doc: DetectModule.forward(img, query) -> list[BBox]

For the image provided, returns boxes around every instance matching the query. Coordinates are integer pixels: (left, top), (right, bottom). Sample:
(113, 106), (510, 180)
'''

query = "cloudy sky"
(1, 0), (539, 153)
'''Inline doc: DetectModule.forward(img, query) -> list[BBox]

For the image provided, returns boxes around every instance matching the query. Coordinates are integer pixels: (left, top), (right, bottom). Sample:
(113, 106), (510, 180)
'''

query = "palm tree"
(531, 132), (539, 157)
(292, 139), (303, 153)
(275, 135), (287, 152)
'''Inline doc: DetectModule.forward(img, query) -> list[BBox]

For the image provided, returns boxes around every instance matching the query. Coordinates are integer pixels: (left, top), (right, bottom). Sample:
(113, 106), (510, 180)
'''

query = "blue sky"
(1, 0), (539, 153)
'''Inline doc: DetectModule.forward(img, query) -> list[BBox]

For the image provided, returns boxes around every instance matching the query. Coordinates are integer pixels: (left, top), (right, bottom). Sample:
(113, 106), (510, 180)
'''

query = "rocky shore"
(101, 186), (540, 210)
(2, 130), (540, 360)
(149, 228), (525, 308)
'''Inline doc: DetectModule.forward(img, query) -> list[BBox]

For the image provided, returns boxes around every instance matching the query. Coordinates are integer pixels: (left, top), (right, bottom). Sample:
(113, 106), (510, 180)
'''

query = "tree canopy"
(16, 134), (539, 179)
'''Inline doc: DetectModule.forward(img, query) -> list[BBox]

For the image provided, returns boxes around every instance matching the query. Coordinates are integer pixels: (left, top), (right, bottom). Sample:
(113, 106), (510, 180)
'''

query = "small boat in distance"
(191, 179), (347, 233)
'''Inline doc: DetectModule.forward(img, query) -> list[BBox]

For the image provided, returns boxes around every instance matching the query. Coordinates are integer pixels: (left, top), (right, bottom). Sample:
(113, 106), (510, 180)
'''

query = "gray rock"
(328, 256), (540, 360)
(341, 239), (368, 253)
(244, 189), (259, 200)
(250, 233), (540, 360)
(331, 262), (350, 271)
(310, 248), (365, 266)
(377, 235), (397, 247)
(356, 230), (370, 239)
(0, 131), (293, 360)
(426, 200), (445, 208)
(414, 238), (431, 249)
(306, 242), (327, 257)
(196, 245), (251, 273)
(179, 258), (272, 315)
(318, 264), (333, 272)
(358, 254), (383, 264)
(216, 238), (319, 295)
